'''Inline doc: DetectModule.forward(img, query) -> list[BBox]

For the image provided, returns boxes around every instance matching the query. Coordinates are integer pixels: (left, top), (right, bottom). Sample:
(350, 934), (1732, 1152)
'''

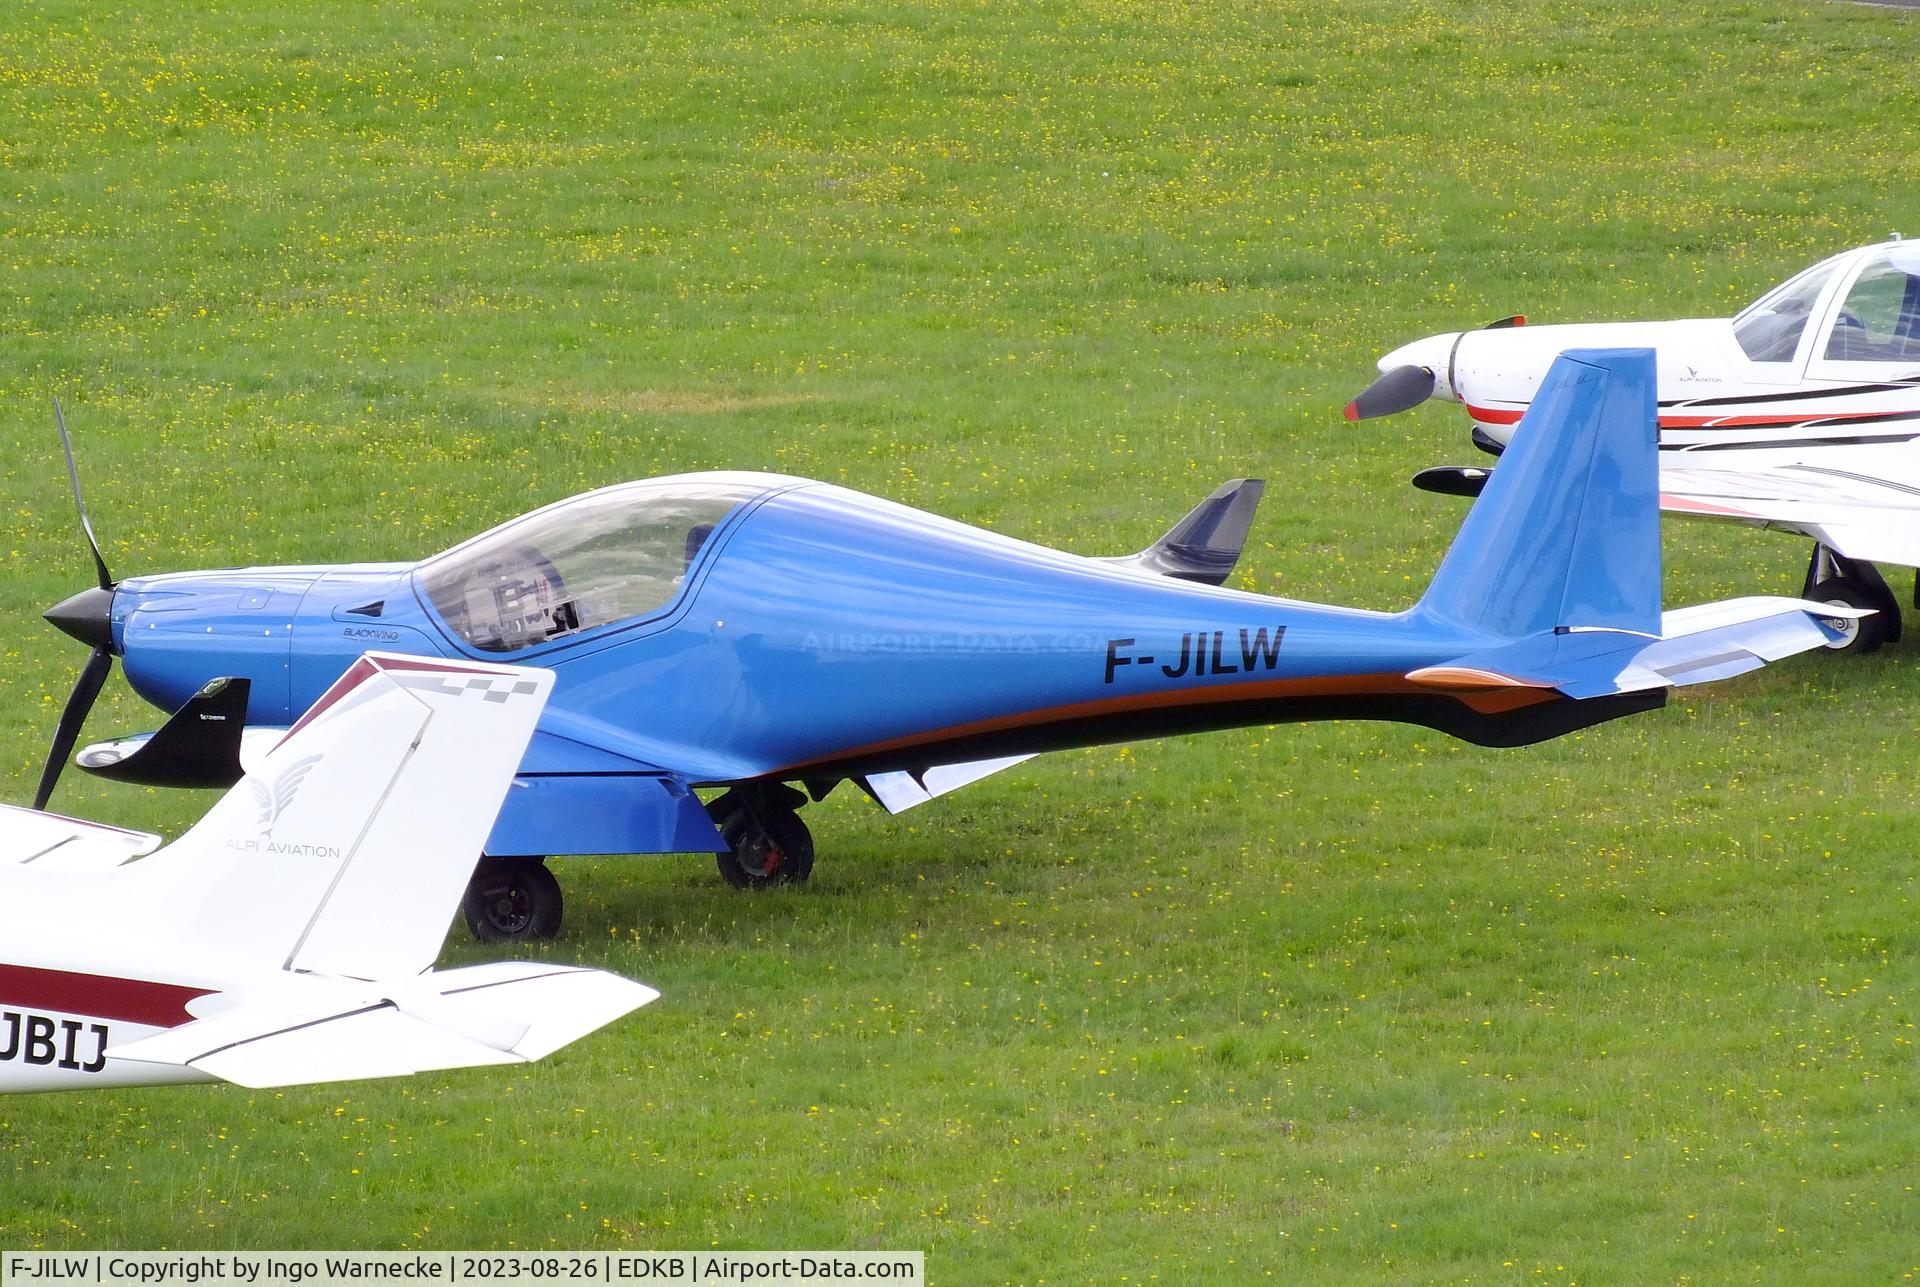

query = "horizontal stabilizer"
(862, 753), (1036, 813)
(106, 964), (659, 1089)
(1603, 597), (1863, 695)
(1103, 479), (1264, 585)
(1411, 596), (1859, 700)
(423, 961), (662, 1061)
(111, 999), (514, 1087)
(0, 803), (160, 871)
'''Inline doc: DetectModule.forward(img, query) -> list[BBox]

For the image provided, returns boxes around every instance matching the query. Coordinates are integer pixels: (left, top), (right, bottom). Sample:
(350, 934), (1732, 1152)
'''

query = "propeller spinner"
(1342, 314), (1526, 422)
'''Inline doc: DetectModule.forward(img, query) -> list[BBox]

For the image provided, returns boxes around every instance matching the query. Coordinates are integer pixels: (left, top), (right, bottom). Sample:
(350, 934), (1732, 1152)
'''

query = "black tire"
(714, 808), (814, 889)
(1812, 577), (1889, 655)
(463, 856), (564, 942)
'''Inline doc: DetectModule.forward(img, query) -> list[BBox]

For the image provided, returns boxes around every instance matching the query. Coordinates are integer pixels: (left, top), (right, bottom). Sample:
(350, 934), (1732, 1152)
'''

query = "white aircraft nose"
(1378, 332), (1461, 382)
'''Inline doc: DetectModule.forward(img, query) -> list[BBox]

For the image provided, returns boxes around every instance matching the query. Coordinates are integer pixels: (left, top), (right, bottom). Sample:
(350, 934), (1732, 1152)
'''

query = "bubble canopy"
(415, 473), (784, 653)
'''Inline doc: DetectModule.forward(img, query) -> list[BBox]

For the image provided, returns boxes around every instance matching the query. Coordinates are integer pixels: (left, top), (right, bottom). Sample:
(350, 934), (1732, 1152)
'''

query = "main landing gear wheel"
(1812, 577), (1889, 655)
(713, 805), (815, 889)
(1802, 543), (1900, 655)
(463, 855), (563, 942)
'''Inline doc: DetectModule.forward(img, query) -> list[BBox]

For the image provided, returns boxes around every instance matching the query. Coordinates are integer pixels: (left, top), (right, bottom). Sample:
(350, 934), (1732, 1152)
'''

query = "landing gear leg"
(463, 855), (564, 942)
(707, 785), (815, 889)
(1802, 543), (1901, 654)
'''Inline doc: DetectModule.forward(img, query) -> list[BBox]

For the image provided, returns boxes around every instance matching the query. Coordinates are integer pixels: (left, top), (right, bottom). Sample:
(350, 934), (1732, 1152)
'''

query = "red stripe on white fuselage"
(0, 962), (212, 1092)
(0, 961), (208, 1026)
(1469, 390), (1920, 448)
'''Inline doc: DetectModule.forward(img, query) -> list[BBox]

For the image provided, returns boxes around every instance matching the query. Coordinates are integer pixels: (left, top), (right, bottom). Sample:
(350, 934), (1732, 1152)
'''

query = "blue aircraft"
(34, 351), (1852, 941)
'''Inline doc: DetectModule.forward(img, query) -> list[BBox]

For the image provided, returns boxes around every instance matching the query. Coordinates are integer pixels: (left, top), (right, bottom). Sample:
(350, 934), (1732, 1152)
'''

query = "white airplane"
(0, 652), (658, 1093)
(1347, 239), (1920, 653)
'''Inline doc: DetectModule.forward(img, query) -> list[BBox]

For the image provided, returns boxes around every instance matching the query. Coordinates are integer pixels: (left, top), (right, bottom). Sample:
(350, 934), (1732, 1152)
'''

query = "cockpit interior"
(416, 478), (765, 652)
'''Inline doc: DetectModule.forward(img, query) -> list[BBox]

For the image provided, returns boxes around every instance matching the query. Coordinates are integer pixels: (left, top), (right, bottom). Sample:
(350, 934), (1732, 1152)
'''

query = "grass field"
(3, 0), (1919, 1279)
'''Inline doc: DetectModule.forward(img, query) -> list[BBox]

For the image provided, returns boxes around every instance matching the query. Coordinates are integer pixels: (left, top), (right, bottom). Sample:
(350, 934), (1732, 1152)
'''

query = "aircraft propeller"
(1342, 314), (1526, 422)
(1343, 362), (1437, 421)
(35, 397), (120, 810)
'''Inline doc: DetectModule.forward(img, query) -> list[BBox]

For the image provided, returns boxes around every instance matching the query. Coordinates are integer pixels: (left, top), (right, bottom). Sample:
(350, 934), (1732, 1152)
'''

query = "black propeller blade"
(34, 646), (112, 810)
(35, 396), (120, 811)
(54, 396), (111, 592)
(1344, 363), (1436, 421)
(1346, 314), (1526, 423)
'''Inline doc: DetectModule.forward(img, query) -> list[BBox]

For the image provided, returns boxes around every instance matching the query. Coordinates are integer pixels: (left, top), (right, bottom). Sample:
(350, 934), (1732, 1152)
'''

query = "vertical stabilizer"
(117, 653), (554, 979)
(1415, 348), (1661, 639)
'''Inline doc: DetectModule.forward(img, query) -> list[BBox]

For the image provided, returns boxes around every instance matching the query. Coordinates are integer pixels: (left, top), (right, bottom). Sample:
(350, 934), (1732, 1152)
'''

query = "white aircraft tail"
(2, 651), (660, 1092)
(113, 652), (553, 979)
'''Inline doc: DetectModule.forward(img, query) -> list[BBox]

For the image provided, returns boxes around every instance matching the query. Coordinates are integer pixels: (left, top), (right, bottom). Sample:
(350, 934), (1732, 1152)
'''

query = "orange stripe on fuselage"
(775, 671), (1559, 775)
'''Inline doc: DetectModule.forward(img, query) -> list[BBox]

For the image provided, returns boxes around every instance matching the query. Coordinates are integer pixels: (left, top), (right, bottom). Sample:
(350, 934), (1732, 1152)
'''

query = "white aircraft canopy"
(1734, 242), (1920, 371)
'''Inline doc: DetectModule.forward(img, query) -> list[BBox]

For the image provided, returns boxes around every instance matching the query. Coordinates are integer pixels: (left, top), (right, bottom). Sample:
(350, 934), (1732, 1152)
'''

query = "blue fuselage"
(101, 476), (1600, 855)
(116, 484), (1480, 768)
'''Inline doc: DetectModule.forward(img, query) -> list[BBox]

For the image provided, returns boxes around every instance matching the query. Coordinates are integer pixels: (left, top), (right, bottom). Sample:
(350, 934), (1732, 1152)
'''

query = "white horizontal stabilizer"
(1591, 596), (1861, 697)
(420, 961), (663, 1061)
(107, 964), (658, 1089)
(0, 803), (160, 871)
(864, 754), (1036, 814)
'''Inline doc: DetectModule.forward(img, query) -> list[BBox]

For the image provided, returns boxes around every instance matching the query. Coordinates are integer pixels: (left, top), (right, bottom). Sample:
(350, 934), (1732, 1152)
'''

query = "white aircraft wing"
(1660, 454), (1920, 568)
(0, 803), (161, 871)
(105, 962), (659, 1089)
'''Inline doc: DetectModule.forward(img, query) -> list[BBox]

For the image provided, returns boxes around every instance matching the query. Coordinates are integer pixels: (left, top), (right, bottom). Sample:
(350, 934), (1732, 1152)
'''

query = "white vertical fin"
(112, 653), (554, 978)
(289, 659), (553, 977)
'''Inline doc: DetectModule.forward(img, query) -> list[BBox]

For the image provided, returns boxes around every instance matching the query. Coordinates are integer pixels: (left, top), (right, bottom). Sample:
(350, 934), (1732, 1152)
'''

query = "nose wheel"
(463, 855), (563, 941)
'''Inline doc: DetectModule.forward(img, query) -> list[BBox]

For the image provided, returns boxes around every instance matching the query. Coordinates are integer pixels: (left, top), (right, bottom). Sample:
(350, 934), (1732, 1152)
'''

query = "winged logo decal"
(251, 754), (322, 837)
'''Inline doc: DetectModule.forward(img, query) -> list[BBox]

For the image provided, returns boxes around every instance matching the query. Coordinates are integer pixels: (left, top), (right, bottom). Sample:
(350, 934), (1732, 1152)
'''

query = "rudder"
(114, 653), (553, 978)
(1415, 349), (1660, 639)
